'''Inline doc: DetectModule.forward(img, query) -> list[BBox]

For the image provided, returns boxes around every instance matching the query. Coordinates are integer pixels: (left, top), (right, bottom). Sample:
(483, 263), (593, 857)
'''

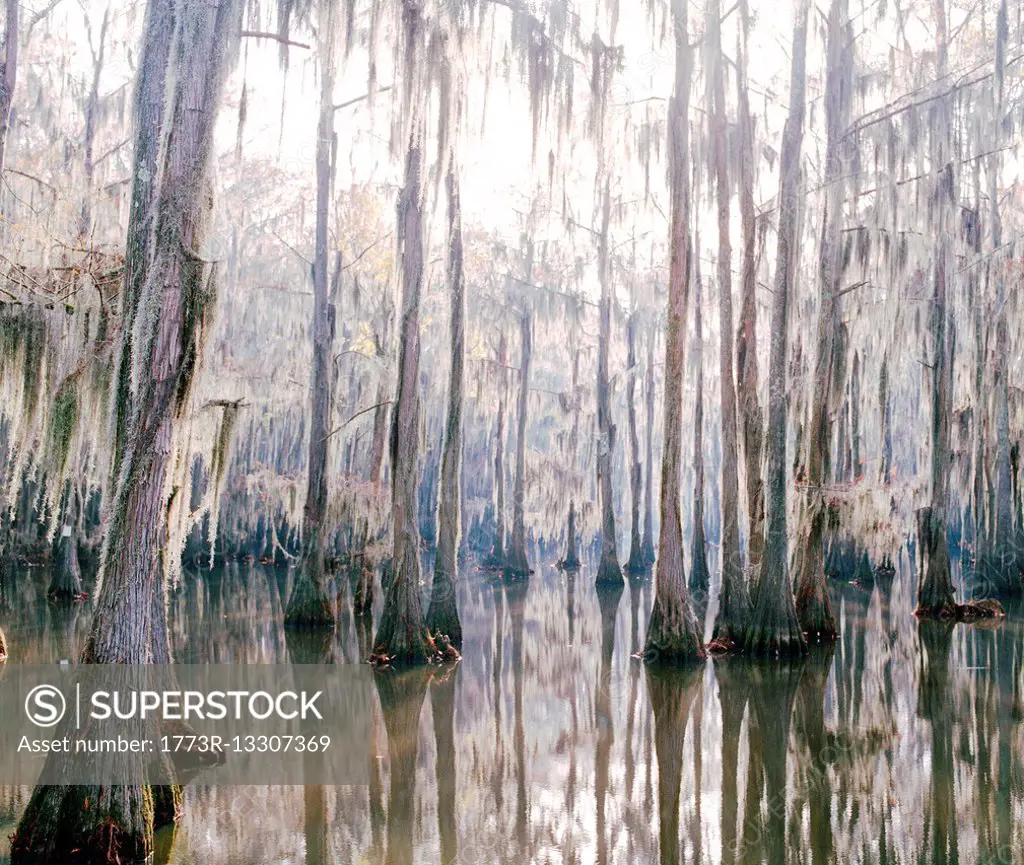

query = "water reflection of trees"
(2, 562), (1024, 863)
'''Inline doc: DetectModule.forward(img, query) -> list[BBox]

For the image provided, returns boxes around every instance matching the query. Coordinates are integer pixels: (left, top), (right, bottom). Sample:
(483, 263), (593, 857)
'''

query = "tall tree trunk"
(745, 0), (810, 657)
(690, 261), (709, 599)
(427, 160), (466, 645)
(644, 0), (703, 663)
(49, 482), (83, 601)
(77, 7), (111, 242)
(641, 331), (657, 564)
(12, 0), (241, 859)
(794, 0), (847, 643)
(916, 0), (957, 617)
(879, 352), (893, 484)
(709, 0), (748, 645)
(487, 331), (508, 568)
(562, 348), (581, 570)
(596, 181), (623, 587)
(735, 0), (765, 581)
(506, 310), (532, 577)
(287, 3), (339, 629)
(112, 0), (175, 481)
(374, 0), (429, 664)
(851, 352), (863, 481)
(0, 0), (18, 183)
(626, 313), (645, 572)
(986, 0), (1017, 594)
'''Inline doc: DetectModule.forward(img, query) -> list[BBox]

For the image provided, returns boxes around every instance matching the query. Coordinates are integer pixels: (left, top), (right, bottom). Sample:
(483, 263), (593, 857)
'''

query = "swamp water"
(0, 551), (1020, 864)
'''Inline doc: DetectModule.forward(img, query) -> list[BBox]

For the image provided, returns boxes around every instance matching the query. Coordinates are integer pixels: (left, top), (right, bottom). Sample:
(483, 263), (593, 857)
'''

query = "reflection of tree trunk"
(641, 331), (657, 565)
(490, 581), (505, 813)
(505, 578), (530, 850)
(596, 182), (622, 588)
(506, 311), (532, 577)
(375, 2), (428, 663)
(626, 315), (645, 573)
(917, 620), (958, 865)
(647, 665), (702, 865)
(595, 584), (623, 865)
(715, 663), (748, 865)
(287, 0), (339, 630)
(376, 669), (429, 865)
(12, 0), (241, 856)
(427, 158), (466, 646)
(794, 647), (836, 865)
(743, 661), (805, 865)
(746, 0), (810, 657)
(644, 0), (702, 662)
(286, 626), (333, 865)
(430, 668), (459, 865)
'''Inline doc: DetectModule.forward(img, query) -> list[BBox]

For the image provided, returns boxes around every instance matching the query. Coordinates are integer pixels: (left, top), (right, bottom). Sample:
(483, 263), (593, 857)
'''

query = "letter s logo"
(25, 685), (67, 728)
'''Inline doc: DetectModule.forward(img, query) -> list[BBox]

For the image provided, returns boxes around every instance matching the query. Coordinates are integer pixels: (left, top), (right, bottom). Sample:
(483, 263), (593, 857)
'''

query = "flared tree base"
(503, 544), (532, 579)
(596, 554), (624, 588)
(353, 562), (375, 617)
(12, 782), (174, 865)
(426, 588), (463, 650)
(743, 621), (808, 658)
(284, 560), (335, 630)
(625, 546), (647, 574)
(796, 584), (838, 644)
(643, 596), (704, 664)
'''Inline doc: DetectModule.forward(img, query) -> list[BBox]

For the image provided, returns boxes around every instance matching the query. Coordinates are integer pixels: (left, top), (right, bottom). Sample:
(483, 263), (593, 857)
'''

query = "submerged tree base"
(283, 557), (335, 630)
(596, 555), (624, 588)
(644, 596), (704, 664)
(915, 599), (1005, 623)
(11, 781), (178, 865)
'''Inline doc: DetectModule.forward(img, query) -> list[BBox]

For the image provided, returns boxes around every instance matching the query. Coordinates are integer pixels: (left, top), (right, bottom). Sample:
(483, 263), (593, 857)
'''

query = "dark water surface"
(0, 550), (1021, 864)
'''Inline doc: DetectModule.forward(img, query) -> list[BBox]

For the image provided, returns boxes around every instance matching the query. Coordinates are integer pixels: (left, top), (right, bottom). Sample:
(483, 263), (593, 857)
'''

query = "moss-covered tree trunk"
(50, 483), (83, 601)
(794, 0), (847, 643)
(708, 0), (747, 645)
(641, 331), (657, 565)
(745, 0), (810, 658)
(12, 0), (239, 858)
(374, 1), (429, 664)
(427, 160), (466, 646)
(689, 263), (709, 599)
(563, 347), (582, 570)
(734, 0), (765, 584)
(625, 314), (645, 573)
(112, 0), (174, 480)
(506, 310), (532, 577)
(286, 4), (339, 629)
(644, 0), (703, 664)
(916, 0), (957, 617)
(595, 182), (622, 588)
